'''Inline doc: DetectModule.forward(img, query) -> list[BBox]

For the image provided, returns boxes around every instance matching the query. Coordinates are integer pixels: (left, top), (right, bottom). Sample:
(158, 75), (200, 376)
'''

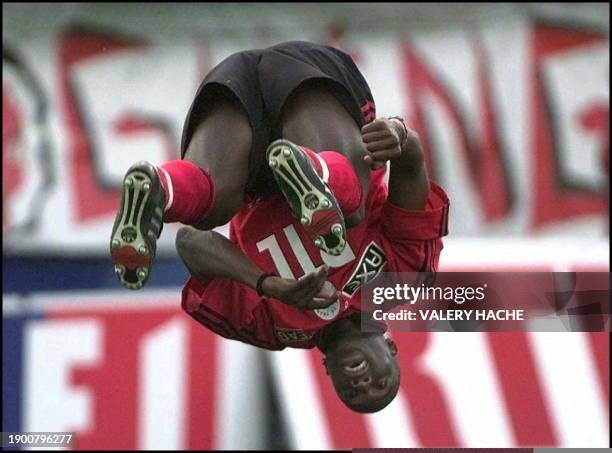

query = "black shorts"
(180, 41), (376, 197)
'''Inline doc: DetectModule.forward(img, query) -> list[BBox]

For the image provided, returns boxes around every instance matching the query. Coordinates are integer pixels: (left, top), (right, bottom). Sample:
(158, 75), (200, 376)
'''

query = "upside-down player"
(176, 129), (448, 413)
(109, 41), (449, 412)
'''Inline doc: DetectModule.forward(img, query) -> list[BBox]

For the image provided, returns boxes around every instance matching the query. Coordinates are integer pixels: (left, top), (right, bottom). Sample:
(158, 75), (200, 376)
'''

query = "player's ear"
(386, 338), (398, 356)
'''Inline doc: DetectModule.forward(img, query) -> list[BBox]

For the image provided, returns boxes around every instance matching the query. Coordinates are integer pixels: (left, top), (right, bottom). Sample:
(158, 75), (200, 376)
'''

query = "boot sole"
(110, 169), (156, 289)
(266, 139), (347, 256)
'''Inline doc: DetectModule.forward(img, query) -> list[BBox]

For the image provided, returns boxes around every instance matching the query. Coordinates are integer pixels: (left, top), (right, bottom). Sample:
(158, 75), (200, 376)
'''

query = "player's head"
(320, 315), (400, 413)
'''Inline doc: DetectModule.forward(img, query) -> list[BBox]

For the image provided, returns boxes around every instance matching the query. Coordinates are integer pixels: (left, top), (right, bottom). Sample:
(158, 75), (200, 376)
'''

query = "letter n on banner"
(400, 39), (514, 223)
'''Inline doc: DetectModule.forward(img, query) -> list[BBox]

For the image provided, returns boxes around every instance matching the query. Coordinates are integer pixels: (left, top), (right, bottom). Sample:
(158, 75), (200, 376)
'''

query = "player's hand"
(261, 266), (340, 310)
(361, 118), (403, 170)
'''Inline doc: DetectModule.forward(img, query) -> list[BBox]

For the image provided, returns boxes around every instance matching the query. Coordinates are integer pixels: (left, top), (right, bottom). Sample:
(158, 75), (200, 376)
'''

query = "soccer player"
(109, 41), (450, 412)
(175, 124), (449, 413)
(110, 41), (380, 288)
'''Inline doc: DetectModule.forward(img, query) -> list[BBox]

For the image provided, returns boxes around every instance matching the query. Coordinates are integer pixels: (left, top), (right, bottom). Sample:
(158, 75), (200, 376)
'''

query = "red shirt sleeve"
(380, 181), (449, 242)
(377, 181), (449, 273)
(181, 277), (284, 350)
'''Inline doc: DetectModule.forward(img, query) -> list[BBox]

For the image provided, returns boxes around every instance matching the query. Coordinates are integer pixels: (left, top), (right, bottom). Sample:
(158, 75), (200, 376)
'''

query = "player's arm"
(361, 118), (429, 210)
(361, 118), (449, 276)
(175, 227), (339, 309)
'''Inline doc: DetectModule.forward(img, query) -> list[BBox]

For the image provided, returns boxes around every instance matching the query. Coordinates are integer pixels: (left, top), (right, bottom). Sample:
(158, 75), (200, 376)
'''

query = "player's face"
(324, 334), (400, 413)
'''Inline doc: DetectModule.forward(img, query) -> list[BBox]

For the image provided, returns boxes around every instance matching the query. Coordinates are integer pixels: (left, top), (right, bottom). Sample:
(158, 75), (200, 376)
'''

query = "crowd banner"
(3, 9), (609, 253)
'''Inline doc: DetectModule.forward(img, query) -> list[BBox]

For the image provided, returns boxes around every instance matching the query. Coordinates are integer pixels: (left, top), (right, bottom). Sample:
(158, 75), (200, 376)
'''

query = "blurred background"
(2, 2), (609, 450)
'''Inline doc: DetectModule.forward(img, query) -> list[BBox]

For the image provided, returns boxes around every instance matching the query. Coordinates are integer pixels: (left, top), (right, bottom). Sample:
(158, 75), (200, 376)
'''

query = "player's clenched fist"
(261, 266), (340, 310)
(361, 117), (423, 171)
(361, 118), (403, 170)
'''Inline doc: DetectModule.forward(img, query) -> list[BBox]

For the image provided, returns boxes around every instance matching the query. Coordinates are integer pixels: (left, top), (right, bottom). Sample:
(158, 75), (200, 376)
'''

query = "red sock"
(157, 160), (215, 224)
(302, 148), (363, 217)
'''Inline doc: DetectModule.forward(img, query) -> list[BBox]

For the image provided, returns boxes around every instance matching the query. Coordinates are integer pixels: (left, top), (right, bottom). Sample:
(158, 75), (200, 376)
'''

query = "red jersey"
(181, 169), (449, 350)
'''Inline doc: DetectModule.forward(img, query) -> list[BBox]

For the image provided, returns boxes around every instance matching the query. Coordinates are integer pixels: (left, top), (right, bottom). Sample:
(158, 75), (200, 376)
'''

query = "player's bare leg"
(111, 92), (252, 289)
(272, 82), (372, 255)
(181, 94), (252, 231)
(280, 83), (372, 224)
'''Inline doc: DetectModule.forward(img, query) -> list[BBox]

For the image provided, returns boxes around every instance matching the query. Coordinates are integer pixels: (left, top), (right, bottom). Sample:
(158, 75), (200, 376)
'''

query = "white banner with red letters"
(2, 290), (269, 450)
(5, 292), (607, 450)
(269, 239), (610, 448)
(269, 332), (608, 448)
(3, 7), (609, 253)
(3, 239), (608, 449)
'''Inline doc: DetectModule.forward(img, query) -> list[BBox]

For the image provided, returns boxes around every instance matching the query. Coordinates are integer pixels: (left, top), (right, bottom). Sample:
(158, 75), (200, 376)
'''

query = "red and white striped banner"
(269, 331), (608, 449)
(269, 240), (609, 449)
(3, 15), (608, 252)
(4, 291), (268, 450)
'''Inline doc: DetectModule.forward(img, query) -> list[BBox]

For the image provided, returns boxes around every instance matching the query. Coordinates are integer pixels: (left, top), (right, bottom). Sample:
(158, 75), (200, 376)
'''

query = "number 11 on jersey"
(257, 224), (355, 279)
